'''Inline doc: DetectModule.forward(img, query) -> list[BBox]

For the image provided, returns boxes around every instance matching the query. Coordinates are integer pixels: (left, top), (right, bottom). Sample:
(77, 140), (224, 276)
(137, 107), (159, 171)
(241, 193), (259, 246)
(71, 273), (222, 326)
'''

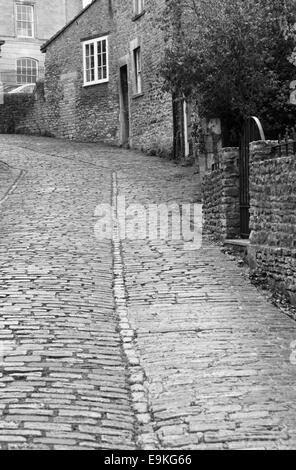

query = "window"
(83, 36), (109, 86)
(134, 0), (144, 16)
(16, 3), (34, 38)
(17, 58), (38, 84)
(134, 47), (142, 94)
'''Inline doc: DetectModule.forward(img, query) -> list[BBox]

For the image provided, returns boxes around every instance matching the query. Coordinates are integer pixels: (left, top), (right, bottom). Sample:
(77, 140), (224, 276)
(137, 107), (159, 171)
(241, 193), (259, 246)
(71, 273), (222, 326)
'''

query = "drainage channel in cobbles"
(0, 170), (26, 207)
(111, 171), (159, 450)
(0, 156), (25, 207)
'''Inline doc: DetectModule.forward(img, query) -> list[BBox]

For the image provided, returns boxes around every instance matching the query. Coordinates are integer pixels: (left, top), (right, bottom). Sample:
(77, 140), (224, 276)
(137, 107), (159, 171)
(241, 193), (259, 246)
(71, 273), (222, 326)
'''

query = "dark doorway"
(239, 116), (265, 238)
(119, 65), (129, 146)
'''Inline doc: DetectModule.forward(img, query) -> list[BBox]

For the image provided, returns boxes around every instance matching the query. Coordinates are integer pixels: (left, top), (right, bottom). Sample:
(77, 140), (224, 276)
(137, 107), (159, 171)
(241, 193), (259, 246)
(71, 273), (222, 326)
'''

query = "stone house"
(0, 0), (83, 90)
(38, 0), (192, 158)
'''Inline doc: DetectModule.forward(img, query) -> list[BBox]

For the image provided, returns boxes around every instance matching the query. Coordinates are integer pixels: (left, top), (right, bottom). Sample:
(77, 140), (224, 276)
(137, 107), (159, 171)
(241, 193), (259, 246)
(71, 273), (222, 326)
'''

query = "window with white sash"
(16, 3), (34, 38)
(134, 47), (142, 94)
(16, 58), (38, 84)
(83, 36), (109, 86)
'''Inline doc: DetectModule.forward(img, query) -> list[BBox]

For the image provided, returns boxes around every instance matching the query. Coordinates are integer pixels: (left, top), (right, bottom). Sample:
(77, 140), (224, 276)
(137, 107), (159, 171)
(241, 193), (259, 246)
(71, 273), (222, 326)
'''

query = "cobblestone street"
(0, 134), (296, 450)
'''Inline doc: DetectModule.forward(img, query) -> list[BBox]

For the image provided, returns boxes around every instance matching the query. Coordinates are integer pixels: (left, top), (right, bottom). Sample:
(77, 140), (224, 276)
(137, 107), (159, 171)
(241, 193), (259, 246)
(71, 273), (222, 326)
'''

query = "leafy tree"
(161, 0), (296, 144)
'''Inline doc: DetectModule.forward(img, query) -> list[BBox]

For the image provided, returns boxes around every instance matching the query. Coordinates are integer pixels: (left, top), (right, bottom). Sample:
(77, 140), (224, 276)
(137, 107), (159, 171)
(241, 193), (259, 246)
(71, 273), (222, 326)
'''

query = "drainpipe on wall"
(0, 41), (5, 105)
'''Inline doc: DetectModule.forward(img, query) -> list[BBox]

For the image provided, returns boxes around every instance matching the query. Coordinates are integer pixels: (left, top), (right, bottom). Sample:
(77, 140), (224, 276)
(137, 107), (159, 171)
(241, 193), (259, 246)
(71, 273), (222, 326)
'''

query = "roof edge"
(41, 0), (97, 53)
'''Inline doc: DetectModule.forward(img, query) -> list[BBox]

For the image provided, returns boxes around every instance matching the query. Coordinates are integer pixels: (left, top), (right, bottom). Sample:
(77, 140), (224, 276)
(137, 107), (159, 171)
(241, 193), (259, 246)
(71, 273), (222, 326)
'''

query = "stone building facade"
(38, 0), (174, 156)
(0, 0), (83, 90)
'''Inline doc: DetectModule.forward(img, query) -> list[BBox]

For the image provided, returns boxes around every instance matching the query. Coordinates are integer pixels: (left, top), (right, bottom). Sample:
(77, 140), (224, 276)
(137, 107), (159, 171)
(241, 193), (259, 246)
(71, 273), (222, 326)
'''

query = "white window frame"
(134, 47), (142, 94)
(82, 36), (109, 87)
(16, 3), (34, 39)
(183, 99), (190, 158)
(133, 0), (144, 16)
(16, 57), (38, 84)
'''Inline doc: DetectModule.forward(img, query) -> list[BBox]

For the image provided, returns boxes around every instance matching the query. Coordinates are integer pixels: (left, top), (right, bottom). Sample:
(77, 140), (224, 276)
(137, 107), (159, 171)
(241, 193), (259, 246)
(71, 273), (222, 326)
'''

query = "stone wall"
(115, 0), (174, 156)
(202, 167), (223, 238)
(202, 147), (240, 240)
(0, 84), (49, 136)
(248, 140), (296, 305)
(0, 94), (34, 134)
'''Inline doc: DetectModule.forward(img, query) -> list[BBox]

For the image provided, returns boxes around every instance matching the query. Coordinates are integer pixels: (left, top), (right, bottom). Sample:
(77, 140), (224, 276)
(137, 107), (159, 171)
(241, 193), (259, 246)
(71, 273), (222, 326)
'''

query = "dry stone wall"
(202, 147), (240, 240)
(248, 141), (296, 305)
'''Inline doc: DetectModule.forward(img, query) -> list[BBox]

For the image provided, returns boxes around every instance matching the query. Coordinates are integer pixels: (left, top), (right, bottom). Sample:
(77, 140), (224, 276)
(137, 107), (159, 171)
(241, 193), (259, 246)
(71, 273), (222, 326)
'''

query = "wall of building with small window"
(40, 0), (119, 142)
(7, 0), (174, 157)
(34, 0), (173, 155)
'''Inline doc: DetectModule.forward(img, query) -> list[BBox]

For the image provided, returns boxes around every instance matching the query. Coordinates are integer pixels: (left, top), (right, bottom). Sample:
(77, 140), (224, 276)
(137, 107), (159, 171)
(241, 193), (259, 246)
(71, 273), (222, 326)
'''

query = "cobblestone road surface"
(0, 135), (296, 450)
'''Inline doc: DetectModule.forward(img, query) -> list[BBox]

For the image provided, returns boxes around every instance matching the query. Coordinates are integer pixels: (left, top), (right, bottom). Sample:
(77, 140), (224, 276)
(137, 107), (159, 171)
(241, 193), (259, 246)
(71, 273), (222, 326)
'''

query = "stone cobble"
(117, 161), (296, 450)
(0, 135), (296, 450)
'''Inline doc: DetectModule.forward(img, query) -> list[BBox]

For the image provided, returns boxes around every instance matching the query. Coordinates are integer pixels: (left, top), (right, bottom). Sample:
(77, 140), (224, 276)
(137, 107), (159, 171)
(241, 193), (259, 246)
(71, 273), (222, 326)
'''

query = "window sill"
(132, 92), (144, 100)
(83, 79), (109, 87)
(131, 10), (146, 22)
(16, 36), (35, 41)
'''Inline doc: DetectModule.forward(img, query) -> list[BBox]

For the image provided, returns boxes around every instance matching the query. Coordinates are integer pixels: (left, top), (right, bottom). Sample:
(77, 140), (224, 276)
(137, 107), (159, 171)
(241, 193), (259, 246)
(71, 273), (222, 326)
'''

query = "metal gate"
(239, 116), (265, 238)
